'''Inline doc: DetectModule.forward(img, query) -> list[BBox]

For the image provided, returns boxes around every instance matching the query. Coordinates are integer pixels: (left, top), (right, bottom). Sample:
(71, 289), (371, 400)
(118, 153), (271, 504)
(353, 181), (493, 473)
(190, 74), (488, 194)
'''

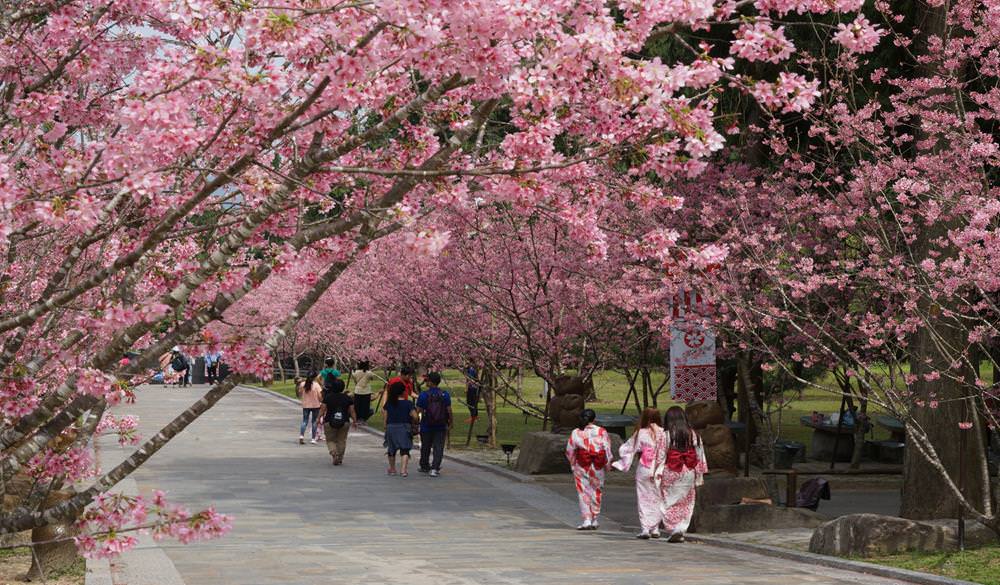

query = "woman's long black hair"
(578, 408), (596, 430)
(664, 406), (695, 451)
(387, 381), (407, 403)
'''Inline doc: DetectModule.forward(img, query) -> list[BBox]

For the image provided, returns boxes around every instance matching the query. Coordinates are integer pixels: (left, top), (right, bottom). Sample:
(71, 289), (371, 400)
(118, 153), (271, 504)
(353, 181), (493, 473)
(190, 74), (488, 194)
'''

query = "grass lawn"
(0, 546), (85, 584)
(255, 367), (892, 452)
(864, 546), (1000, 585)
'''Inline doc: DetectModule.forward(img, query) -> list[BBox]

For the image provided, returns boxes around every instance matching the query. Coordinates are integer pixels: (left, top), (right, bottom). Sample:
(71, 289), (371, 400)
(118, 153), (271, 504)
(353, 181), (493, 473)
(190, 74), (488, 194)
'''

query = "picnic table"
(876, 414), (906, 442)
(596, 414), (637, 439)
(799, 416), (855, 462)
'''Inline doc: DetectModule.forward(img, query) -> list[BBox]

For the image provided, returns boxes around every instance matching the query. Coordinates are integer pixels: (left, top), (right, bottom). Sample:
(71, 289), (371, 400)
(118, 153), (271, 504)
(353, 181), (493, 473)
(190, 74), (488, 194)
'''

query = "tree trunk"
(27, 490), (78, 581)
(901, 317), (988, 519)
(738, 353), (772, 469)
(484, 366), (497, 447)
(896, 0), (993, 520)
(718, 358), (737, 421)
(850, 390), (868, 470)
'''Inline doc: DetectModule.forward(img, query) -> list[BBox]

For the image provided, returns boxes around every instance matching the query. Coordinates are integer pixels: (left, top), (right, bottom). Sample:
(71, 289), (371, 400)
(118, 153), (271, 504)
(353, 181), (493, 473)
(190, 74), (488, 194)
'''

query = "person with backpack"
(415, 371), (452, 477)
(319, 376), (357, 466)
(170, 347), (189, 388)
(612, 407), (667, 539)
(320, 358), (345, 394)
(565, 409), (613, 531)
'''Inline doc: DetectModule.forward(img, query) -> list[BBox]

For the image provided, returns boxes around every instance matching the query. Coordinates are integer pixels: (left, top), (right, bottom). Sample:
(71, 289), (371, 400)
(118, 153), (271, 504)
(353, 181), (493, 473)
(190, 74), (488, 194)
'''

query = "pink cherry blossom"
(833, 16), (883, 54)
(731, 21), (796, 63)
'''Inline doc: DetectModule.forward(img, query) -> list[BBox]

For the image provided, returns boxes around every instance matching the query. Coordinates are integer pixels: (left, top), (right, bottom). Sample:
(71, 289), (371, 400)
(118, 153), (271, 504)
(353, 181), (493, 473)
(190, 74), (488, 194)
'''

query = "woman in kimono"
(613, 407), (666, 539)
(660, 406), (708, 542)
(565, 409), (613, 531)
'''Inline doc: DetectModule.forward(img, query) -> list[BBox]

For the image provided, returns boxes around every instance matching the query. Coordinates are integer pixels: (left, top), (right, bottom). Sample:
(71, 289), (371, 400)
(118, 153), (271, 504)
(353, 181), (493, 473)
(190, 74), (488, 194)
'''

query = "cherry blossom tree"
(645, 0), (1000, 526)
(0, 0), (752, 560)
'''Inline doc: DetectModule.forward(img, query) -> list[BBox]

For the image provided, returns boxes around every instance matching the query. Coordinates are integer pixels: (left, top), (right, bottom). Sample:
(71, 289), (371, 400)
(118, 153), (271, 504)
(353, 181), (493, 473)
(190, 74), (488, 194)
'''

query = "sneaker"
(576, 519), (592, 531)
(429, 469), (440, 477)
(636, 531), (651, 540)
(298, 437), (304, 445)
(310, 438), (317, 444)
(650, 531), (661, 539)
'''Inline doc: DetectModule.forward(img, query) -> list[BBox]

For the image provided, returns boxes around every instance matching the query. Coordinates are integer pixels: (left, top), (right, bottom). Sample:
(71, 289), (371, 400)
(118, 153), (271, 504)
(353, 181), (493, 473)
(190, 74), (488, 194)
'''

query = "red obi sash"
(666, 448), (698, 472)
(576, 449), (608, 470)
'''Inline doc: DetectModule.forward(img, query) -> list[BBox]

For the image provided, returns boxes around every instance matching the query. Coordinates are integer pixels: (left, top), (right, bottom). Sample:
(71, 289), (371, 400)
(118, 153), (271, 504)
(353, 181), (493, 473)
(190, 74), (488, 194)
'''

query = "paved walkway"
(97, 385), (910, 585)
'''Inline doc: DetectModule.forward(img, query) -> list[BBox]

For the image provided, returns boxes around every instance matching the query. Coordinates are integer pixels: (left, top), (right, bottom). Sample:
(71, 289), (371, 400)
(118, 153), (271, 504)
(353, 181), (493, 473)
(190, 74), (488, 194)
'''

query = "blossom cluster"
(75, 491), (231, 559)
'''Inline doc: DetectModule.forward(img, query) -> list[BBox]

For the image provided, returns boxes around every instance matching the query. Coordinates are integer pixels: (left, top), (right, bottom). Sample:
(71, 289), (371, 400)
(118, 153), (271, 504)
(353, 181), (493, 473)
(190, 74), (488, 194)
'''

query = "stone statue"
(547, 376), (592, 433)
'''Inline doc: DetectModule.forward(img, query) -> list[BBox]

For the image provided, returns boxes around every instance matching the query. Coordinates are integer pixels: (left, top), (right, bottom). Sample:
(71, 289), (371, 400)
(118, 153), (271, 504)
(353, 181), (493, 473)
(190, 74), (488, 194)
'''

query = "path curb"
(90, 402), (187, 585)
(84, 558), (112, 585)
(684, 534), (980, 585)
(242, 385), (536, 484)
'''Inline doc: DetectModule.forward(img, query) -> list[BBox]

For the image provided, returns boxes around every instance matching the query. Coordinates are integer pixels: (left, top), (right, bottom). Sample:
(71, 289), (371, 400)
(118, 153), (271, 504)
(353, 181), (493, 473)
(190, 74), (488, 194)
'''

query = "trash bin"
(773, 440), (805, 469)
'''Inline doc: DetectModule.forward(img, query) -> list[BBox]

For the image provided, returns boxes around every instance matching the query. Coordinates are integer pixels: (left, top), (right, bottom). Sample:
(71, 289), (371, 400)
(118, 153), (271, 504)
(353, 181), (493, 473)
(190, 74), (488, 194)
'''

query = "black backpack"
(170, 355), (186, 371)
(327, 400), (348, 429)
(424, 390), (448, 427)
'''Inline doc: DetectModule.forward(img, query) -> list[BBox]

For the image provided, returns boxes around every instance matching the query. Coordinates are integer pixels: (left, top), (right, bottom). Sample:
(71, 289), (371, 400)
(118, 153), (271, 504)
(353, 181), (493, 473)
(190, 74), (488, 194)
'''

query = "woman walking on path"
(351, 361), (375, 424)
(613, 407), (666, 539)
(565, 409), (613, 531)
(660, 407), (707, 542)
(297, 373), (323, 445)
(320, 379), (357, 465)
(383, 381), (417, 476)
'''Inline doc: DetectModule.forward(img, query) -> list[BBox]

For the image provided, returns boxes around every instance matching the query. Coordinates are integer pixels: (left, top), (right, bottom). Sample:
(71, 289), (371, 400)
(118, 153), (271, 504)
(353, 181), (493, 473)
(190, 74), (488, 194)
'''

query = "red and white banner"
(670, 291), (717, 403)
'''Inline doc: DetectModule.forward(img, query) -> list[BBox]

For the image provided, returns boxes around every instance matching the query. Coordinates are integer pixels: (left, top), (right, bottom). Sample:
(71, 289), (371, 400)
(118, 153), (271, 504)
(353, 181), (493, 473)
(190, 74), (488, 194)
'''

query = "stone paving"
(97, 385), (915, 585)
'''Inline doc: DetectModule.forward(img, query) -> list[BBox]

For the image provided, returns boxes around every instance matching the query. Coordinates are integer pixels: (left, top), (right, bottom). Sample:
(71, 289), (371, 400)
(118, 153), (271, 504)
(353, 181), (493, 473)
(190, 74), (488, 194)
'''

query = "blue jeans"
(300, 408), (320, 438)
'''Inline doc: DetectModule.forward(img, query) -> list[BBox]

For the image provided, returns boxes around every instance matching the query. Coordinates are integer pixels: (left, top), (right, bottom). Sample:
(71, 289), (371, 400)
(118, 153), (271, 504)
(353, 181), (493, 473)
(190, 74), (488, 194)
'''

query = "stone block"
(810, 514), (998, 557)
(697, 475), (769, 507)
(514, 430), (622, 475)
(692, 503), (826, 533)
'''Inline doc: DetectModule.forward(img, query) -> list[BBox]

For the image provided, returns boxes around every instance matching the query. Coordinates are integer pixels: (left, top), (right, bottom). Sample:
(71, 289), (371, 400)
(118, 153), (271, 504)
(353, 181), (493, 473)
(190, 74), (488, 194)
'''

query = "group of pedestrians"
(296, 362), (704, 538)
(566, 406), (707, 541)
(156, 348), (224, 387)
(295, 359), (359, 465)
(381, 370), (453, 477)
(296, 362), (453, 475)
